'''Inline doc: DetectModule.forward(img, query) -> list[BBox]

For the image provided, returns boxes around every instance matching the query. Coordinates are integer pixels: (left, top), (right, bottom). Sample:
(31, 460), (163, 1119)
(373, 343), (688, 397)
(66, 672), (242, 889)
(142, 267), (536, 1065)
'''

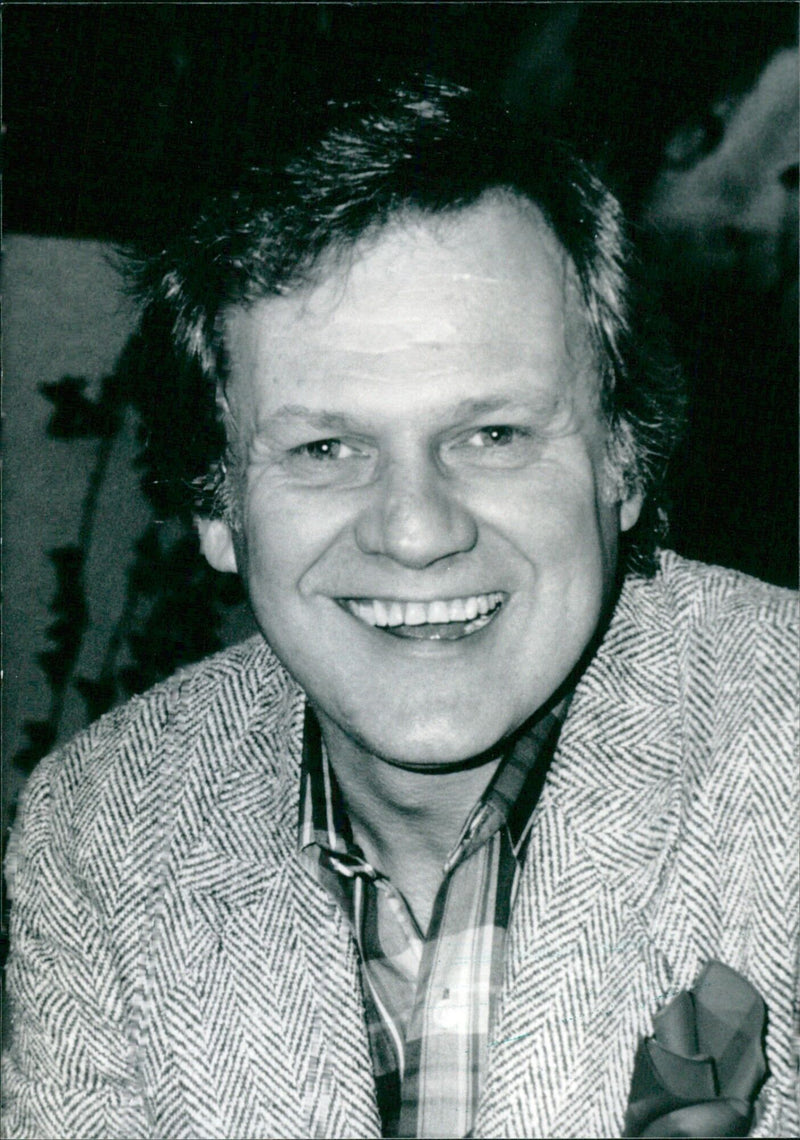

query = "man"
(3, 82), (797, 1139)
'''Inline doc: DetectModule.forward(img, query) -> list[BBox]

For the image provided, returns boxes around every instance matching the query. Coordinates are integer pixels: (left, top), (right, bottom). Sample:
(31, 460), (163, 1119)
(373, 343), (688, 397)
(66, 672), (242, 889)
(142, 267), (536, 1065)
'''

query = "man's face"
(207, 196), (641, 767)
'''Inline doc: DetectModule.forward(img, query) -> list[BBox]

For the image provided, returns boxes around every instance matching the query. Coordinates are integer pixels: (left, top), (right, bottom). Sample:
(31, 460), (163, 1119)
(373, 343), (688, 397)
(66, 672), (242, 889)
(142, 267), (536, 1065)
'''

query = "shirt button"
(433, 1002), (464, 1031)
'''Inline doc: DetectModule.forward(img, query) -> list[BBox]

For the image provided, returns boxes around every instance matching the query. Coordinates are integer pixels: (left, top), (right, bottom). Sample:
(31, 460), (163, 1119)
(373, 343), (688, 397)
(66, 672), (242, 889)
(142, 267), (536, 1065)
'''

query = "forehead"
(223, 195), (596, 405)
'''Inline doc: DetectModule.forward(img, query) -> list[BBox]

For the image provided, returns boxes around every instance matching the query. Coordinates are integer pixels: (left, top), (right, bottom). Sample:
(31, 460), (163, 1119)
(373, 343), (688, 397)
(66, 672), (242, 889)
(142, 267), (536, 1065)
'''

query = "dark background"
(6, 4), (796, 235)
(6, 3), (542, 243)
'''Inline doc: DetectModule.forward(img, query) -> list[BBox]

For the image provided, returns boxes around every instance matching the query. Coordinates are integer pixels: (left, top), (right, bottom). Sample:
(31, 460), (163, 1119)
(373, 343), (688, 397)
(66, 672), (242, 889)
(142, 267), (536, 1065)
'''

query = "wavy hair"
(128, 79), (685, 574)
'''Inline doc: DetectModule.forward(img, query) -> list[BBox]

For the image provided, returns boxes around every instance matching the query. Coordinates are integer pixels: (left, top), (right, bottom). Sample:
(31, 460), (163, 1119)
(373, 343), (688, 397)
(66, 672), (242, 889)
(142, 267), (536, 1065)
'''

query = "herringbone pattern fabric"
(3, 552), (798, 1138)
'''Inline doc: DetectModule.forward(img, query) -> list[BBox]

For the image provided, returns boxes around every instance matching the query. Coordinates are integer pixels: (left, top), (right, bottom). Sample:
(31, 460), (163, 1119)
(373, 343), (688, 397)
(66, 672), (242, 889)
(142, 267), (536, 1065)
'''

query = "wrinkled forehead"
(221, 193), (597, 394)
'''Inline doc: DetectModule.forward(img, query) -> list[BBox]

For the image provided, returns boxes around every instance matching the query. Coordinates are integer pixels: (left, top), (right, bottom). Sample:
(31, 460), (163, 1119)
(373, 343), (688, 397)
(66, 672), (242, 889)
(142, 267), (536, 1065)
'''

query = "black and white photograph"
(3, 3), (798, 1137)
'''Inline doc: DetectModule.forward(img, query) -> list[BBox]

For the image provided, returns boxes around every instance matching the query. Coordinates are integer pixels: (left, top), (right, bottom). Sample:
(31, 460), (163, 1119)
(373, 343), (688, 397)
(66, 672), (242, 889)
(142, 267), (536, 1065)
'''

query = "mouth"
(339, 592), (506, 641)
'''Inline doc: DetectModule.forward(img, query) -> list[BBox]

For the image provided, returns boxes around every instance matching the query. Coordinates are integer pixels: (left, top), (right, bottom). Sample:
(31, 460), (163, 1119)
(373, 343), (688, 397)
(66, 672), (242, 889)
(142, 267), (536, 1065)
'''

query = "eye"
(283, 436), (374, 486)
(464, 426), (533, 446)
(293, 438), (355, 461)
(466, 425), (520, 448)
(443, 423), (538, 470)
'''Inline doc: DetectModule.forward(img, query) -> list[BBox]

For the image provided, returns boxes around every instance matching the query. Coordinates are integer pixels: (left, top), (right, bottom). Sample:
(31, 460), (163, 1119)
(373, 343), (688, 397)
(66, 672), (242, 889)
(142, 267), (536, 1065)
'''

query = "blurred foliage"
(13, 351), (243, 775)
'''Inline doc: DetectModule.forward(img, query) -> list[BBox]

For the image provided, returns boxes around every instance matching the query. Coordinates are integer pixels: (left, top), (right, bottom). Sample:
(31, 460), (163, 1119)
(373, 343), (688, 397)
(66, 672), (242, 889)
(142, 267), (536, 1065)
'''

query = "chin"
(349, 710), (517, 770)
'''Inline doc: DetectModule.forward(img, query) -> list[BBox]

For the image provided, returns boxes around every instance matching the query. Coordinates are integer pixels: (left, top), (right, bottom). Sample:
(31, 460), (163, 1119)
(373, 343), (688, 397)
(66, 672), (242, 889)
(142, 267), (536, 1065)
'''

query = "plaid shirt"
(299, 707), (562, 1139)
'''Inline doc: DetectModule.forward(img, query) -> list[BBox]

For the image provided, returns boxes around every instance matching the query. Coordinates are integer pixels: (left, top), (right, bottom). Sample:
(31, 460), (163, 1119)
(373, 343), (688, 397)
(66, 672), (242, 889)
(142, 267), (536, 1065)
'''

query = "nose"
(354, 456), (478, 568)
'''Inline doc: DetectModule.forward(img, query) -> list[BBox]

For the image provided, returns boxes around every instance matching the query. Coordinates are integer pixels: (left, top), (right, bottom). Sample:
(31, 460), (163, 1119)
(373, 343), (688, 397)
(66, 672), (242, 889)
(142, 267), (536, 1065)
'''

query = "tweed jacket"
(3, 552), (798, 1139)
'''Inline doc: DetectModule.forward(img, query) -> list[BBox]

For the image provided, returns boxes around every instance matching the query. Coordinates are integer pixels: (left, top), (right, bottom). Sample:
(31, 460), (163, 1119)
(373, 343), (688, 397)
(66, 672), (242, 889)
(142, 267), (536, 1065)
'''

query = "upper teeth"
(346, 593), (504, 628)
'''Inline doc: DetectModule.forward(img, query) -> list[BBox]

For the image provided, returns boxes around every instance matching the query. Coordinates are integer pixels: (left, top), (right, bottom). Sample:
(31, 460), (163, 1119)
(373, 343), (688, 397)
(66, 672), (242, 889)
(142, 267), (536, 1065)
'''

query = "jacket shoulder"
(627, 551), (798, 769)
(647, 549), (798, 630)
(6, 637), (302, 917)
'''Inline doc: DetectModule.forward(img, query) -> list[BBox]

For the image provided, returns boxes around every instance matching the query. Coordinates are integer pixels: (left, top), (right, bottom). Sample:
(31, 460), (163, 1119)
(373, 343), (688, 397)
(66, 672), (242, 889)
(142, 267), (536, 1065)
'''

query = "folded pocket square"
(623, 961), (767, 1138)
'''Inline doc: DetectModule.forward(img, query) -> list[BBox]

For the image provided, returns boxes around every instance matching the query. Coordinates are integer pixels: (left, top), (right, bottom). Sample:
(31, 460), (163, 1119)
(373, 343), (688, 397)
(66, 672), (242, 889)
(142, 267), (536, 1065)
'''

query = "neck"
(315, 711), (502, 926)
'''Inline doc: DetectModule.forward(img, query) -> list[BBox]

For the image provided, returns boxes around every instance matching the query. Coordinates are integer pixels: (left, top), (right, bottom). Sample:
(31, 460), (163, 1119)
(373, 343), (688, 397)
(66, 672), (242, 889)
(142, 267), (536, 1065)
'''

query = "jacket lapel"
(478, 573), (695, 1138)
(171, 859), (379, 1139)
(156, 571), (705, 1138)
(164, 639), (380, 1138)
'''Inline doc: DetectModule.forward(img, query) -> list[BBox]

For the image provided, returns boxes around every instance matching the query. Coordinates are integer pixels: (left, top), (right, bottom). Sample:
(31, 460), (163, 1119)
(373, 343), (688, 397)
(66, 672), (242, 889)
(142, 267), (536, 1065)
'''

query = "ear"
(195, 517), (238, 573)
(620, 490), (644, 534)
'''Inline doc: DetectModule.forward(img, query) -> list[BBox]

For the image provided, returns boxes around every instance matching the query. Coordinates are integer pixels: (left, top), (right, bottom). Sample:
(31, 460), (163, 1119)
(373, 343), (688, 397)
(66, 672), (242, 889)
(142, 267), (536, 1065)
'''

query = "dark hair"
(129, 79), (685, 574)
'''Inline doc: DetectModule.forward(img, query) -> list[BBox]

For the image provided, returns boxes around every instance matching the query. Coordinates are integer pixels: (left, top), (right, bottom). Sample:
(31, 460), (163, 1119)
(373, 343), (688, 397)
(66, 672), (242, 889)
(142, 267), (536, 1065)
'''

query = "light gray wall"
(3, 237), (150, 829)
(3, 233), (258, 847)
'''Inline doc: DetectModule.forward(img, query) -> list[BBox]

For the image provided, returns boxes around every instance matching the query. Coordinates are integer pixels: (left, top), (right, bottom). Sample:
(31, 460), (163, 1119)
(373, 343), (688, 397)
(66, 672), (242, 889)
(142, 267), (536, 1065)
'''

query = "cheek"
(239, 488), (346, 597)
(239, 506), (293, 593)
(491, 460), (617, 564)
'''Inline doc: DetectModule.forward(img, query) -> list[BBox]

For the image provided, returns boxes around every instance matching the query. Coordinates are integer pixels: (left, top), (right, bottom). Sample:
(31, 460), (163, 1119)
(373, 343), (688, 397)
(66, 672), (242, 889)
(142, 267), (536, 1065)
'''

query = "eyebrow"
(260, 393), (564, 434)
(444, 395), (563, 419)
(259, 406), (362, 433)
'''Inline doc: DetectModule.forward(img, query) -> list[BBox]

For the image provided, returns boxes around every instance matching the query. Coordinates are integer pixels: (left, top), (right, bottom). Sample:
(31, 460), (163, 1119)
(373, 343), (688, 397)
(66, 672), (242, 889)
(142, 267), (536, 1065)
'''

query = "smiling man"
(3, 84), (798, 1139)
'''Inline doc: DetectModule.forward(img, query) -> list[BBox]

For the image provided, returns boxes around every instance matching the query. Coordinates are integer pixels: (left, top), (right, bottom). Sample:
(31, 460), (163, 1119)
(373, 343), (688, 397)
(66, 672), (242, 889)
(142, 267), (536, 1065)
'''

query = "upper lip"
(341, 592), (506, 629)
(336, 590), (509, 603)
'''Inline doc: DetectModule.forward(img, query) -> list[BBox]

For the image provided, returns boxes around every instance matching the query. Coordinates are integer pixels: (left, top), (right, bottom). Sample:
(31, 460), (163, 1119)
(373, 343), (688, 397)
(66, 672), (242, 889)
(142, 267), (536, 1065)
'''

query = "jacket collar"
(548, 565), (686, 913)
(477, 565), (693, 1136)
(168, 638), (381, 1136)
(176, 636), (307, 910)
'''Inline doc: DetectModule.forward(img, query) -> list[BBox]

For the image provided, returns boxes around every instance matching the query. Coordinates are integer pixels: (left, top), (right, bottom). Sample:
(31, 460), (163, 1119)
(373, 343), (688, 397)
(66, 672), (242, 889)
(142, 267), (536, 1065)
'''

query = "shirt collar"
(298, 704), (356, 857)
(443, 707), (564, 873)
(298, 703), (565, 872)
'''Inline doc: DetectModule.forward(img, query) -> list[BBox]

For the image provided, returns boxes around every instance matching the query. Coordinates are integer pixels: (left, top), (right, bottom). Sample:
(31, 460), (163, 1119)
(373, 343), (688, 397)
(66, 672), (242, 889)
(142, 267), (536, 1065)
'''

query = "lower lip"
(339, 600), (504, 642)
